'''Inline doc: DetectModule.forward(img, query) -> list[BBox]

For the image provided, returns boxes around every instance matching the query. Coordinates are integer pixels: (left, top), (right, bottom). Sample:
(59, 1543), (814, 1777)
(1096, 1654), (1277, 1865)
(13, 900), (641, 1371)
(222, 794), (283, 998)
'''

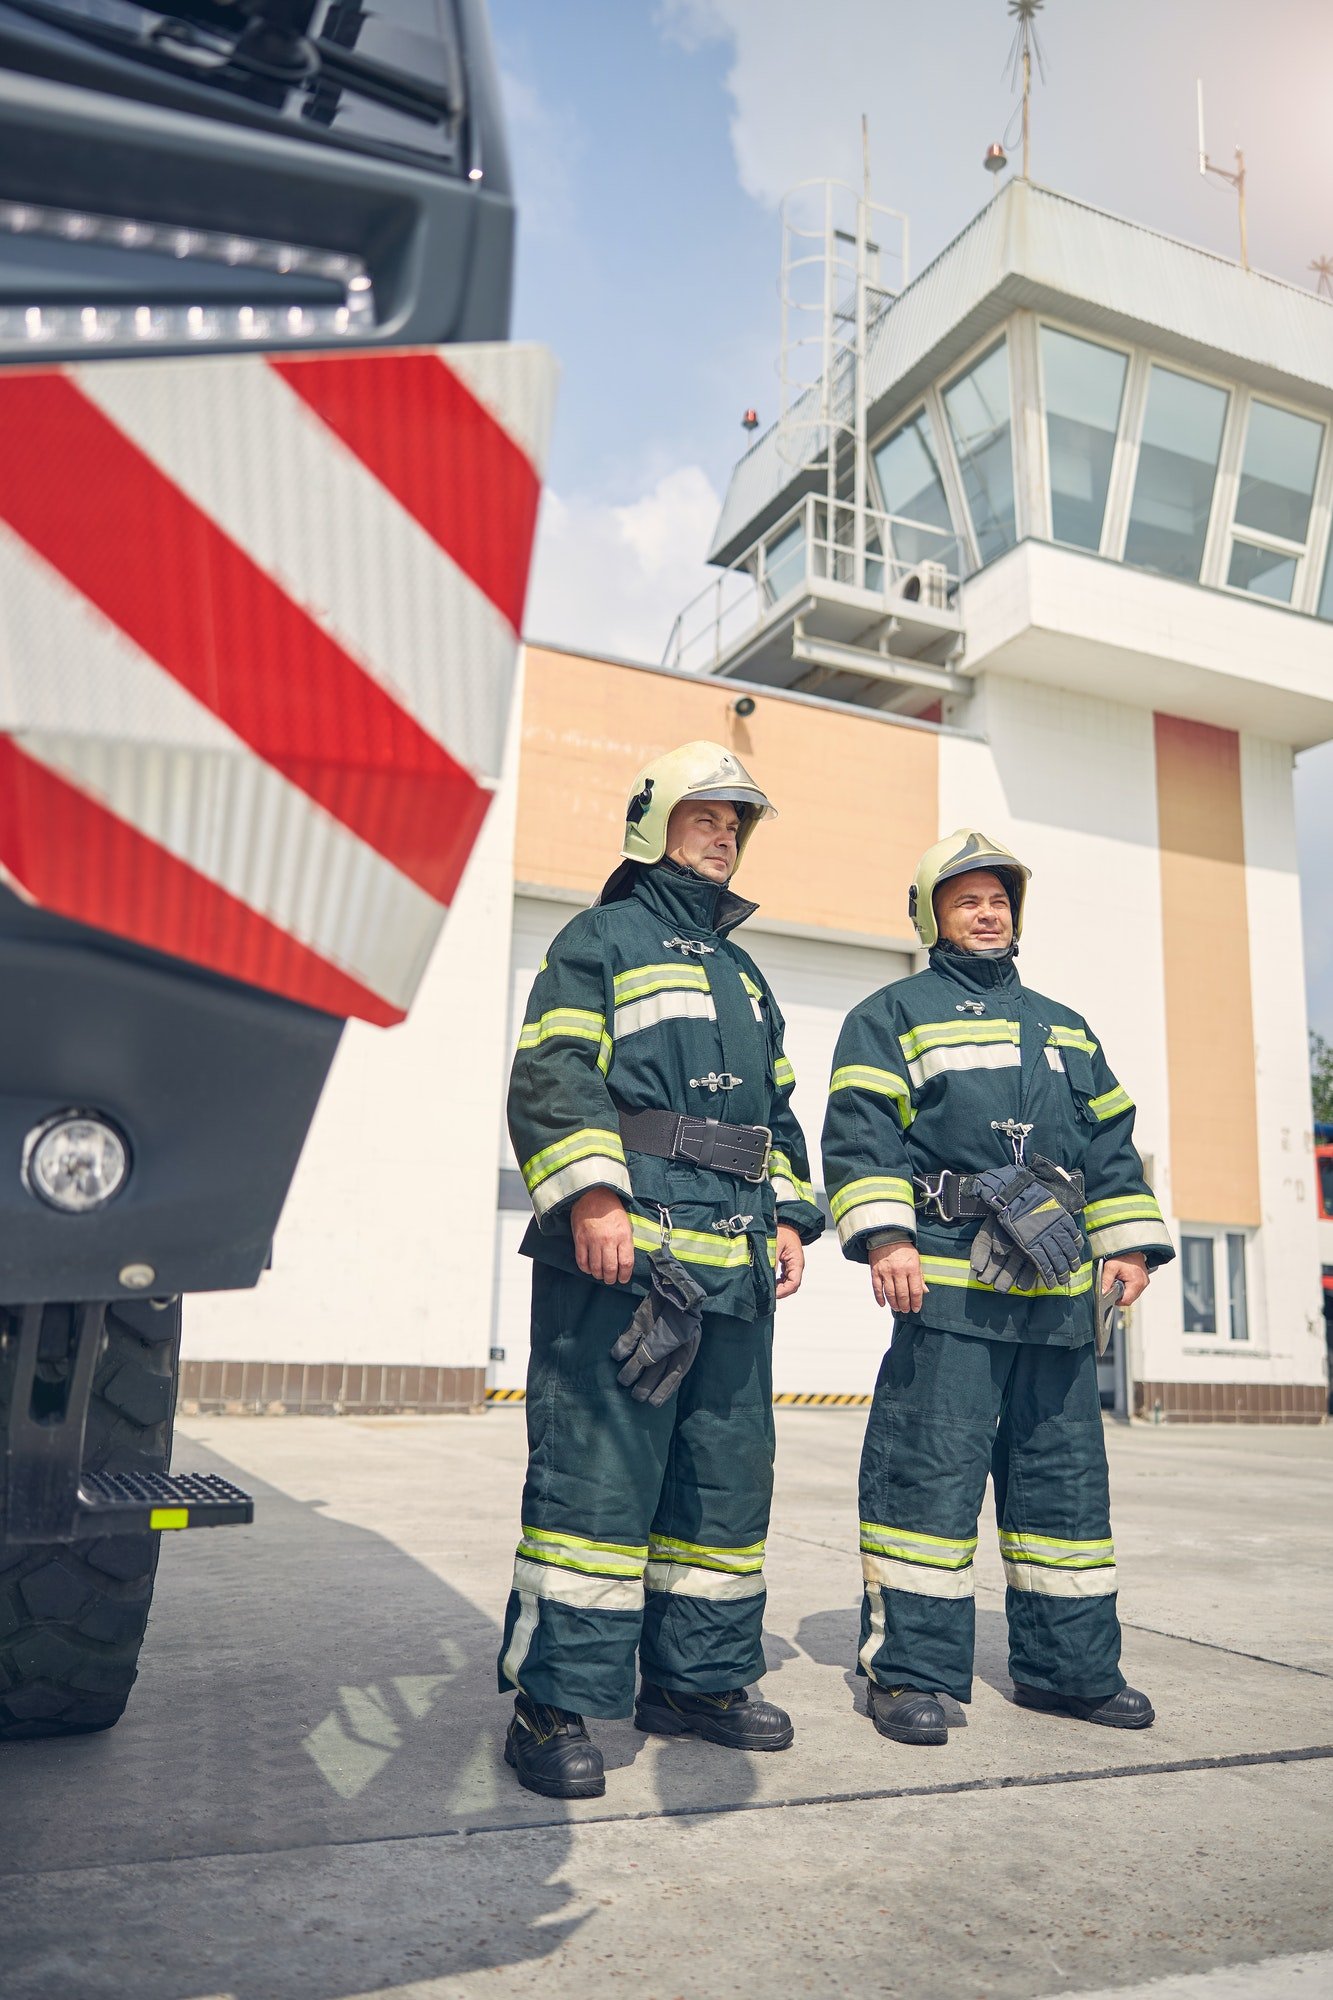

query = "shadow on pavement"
(0, 1433), (586, 1997)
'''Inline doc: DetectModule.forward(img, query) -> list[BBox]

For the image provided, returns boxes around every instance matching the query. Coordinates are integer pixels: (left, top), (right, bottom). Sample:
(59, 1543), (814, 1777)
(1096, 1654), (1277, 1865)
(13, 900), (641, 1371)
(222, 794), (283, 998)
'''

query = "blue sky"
(490, 0), (1333, 1037)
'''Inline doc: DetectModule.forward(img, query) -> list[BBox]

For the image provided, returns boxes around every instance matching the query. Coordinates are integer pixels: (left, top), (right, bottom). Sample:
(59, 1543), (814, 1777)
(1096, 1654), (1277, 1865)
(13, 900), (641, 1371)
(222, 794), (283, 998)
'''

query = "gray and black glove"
(969, 1217), (1041, 1294)
(610, 1245), (707, 1407)
(970, 1162), (1083, 1288)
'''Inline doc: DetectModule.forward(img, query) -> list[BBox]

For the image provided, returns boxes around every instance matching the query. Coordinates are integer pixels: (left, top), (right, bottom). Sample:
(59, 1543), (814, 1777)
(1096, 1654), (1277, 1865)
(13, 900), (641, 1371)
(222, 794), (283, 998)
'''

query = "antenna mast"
(1196, 79), (1249, 272)
(1311, 255), (1333, 301)
(1006, 1), (1047, 180)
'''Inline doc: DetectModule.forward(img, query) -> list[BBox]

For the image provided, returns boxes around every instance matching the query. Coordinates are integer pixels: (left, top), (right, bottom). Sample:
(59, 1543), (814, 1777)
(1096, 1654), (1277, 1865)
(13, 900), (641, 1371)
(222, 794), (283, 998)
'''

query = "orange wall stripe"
(1154, 713), (1261, 1227)
(516, 648), (939, 940)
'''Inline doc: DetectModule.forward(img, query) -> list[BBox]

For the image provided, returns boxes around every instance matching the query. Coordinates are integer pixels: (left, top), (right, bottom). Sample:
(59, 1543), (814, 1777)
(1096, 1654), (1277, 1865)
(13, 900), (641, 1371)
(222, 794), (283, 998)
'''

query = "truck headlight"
(23, 1113), (130, 1214)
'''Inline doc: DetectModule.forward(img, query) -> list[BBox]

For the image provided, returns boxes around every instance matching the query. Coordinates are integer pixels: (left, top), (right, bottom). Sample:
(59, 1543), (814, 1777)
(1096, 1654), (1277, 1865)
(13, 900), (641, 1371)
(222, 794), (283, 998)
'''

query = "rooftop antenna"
(1311, 255), (1333, 301)
(1196, 79), (1249, 272)
(1005, 1), (1047, 181)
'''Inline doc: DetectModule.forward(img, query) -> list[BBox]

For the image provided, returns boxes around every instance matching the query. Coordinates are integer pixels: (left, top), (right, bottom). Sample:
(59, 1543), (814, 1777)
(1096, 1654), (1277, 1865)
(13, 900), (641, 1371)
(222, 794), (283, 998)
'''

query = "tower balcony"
(662, 492), (968, 717)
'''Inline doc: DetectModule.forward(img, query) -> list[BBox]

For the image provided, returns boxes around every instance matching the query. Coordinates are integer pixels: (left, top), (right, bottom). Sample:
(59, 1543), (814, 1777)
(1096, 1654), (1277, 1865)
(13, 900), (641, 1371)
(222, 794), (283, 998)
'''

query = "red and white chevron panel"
(0, 342), (556, 1026)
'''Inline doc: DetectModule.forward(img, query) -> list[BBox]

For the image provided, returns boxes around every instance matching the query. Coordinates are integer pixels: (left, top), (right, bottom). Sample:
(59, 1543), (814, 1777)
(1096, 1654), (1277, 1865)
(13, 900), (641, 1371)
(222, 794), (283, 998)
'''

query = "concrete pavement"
(0, 1410), (1329, 1998)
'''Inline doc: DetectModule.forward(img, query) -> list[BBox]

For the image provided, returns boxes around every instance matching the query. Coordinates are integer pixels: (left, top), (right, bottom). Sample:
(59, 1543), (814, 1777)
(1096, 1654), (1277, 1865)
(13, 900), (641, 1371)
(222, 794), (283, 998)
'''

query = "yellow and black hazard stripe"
(488, 1387), (872, 1408)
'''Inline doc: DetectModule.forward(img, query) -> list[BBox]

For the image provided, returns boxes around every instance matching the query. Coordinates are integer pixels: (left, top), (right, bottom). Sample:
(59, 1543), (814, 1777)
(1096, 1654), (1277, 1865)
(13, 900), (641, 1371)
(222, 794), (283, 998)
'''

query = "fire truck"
(0, 0), (551, 1735)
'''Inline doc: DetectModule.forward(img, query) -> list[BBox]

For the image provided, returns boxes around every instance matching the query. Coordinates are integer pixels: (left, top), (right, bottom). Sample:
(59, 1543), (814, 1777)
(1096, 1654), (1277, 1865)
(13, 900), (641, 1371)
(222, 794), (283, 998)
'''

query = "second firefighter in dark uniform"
(821, 830), (1174, 1747)
(498, 741), (824, 1799)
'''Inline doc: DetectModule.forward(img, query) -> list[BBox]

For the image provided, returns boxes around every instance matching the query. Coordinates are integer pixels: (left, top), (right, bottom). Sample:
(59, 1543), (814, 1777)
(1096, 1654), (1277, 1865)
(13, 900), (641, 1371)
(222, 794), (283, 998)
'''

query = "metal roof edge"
(520, 638), (985, 742)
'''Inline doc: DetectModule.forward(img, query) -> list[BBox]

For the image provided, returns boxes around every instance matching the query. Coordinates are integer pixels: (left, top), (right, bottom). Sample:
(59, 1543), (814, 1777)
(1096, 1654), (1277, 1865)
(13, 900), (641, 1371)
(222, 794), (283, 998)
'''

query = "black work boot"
(1013, 1682), (1155, 1729)
(634, 1680), (794, 1751)
(866, 1681), (949, 1745)
(504, 1693), (606, 1798)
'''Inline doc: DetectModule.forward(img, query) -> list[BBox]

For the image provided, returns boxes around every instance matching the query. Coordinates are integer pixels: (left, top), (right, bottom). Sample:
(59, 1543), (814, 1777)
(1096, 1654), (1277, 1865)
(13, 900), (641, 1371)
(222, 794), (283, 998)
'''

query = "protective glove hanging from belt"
(610, 1240), (708, 1406)
(969, 1161), (1084, 1293)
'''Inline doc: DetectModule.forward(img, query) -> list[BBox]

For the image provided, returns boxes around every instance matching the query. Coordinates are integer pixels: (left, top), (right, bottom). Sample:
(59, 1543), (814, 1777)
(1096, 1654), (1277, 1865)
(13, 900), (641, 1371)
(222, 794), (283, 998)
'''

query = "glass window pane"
(1227, 539), (1298, 604)
(762, 519), (806, 602)
(942, 339), (1016, 564)
(1318, 539), (1333, 623)
(1041, 327), (1128, 551)
(1124, 366), (1229, 581)
(1226, 1233), (1249, 1342)
(1181, 1233), (1217, 1333)
(872, 410), (955, 568)
(1234, 400), (1323, 544)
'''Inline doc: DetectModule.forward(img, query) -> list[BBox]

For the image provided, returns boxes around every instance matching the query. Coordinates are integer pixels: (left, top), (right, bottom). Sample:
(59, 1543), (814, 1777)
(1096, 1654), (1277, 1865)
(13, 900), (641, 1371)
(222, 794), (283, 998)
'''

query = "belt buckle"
(913, 1171), (957, 1222)
(745, 1124), (773, 1184)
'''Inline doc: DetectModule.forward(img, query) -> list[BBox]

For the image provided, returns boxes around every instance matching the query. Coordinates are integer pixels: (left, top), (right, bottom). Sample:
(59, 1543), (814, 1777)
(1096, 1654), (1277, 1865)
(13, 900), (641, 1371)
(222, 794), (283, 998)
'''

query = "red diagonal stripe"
(271, 351), (539, 633)
(0, 370), (480, 905)
(0, 736), (401, 1025)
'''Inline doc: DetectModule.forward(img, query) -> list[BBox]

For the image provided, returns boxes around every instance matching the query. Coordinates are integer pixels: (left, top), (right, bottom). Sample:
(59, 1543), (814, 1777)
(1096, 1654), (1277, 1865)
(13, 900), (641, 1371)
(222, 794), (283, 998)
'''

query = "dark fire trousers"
(858, 1320), (1125, 1703)
(497, 1264), (776, 1718)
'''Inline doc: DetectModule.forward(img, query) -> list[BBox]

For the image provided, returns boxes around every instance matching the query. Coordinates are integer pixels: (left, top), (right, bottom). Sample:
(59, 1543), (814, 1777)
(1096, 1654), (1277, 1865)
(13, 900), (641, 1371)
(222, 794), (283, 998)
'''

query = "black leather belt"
(915, 1164), (1084, 1223)
(618, 1108), (772, 1183)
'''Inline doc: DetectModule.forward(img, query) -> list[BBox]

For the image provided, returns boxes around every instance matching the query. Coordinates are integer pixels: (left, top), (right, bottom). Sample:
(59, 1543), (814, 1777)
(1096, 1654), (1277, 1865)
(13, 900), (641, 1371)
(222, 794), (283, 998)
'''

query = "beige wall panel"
(1154, 713), (1261, 1227)
(516, 648), (938, 937)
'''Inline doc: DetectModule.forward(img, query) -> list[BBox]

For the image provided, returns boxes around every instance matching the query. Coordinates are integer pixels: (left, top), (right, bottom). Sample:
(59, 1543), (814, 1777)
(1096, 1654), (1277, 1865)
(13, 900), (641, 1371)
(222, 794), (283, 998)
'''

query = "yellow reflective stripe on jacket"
(522, 1126), (626, 1194)
(774, 1054), (796, 1090)
(1047, 1023), (1099, 1056)
(898, 1018), (1020, 1060)
(612, 962), (710, 1005)
(647, 1533), (765, 1574)
(917, 1253), (1095, 1299)
(828, 1064), (915, 1126)
(628, 1213), (765, 1270)
(1084, 1194), (1163, 1228)
(998, 1531), (1115, 1569)
(518, 1008), (613, 1075)
(830, 1175), (914, 1225)
(739, 973), (763, 1000)
(771, 1149), (816, 1205)
(859, 1521), (977, 1569)
(1088, 1084), (1133, 1121)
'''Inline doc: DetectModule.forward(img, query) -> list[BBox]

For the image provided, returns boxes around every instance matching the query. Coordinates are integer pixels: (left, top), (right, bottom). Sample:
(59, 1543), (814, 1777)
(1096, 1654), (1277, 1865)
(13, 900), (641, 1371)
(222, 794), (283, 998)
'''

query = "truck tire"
(0, 1298), (181, 1739)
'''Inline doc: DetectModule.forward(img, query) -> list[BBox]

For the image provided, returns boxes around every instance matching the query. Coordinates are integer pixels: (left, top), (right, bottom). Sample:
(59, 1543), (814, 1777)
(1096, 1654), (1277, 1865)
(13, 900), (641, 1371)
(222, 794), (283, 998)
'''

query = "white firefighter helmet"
(909, 828), (1031, 947)
(619, 741), (776, 868)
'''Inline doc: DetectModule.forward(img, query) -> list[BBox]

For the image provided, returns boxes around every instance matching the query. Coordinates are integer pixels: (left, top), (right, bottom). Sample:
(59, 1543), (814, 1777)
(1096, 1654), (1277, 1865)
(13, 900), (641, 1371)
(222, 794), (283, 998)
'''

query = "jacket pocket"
(1060, 1047), (1099, 1125)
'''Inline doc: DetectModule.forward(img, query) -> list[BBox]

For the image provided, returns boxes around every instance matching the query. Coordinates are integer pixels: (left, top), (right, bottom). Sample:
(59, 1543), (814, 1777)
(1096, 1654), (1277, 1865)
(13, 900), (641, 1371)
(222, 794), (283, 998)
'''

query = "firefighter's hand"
(1103, 1252), (1149, 1308)
(869, 1241), (927, 1314)
(775, 1224), (805, 1302)
(571, 1189), (636, 1286)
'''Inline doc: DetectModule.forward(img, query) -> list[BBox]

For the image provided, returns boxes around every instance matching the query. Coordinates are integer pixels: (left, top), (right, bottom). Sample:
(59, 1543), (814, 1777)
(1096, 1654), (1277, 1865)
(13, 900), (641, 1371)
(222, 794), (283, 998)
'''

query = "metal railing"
(663, 493), (965, 678)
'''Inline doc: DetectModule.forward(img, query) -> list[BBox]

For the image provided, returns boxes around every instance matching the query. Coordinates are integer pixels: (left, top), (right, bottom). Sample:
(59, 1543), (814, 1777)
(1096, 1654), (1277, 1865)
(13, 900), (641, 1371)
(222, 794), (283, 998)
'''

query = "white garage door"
(489, 893), (911, 1398)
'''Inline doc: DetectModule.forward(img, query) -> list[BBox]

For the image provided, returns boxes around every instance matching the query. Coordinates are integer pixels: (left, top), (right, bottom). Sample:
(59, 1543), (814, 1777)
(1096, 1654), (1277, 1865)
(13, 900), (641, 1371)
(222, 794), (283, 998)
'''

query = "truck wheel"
(0, 1298), (181, 1739)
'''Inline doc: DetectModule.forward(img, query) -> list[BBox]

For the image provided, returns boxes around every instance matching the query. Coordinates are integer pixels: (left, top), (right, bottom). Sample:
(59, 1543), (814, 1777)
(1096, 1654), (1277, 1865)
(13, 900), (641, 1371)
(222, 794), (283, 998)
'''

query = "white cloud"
(522, 465), (722, 665)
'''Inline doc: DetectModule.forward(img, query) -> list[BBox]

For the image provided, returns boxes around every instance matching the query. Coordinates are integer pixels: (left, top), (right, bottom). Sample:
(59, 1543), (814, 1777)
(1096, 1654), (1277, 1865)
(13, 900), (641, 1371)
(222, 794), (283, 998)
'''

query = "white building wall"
(1237, 735), (1327, 1390)
(183, 682), (524, 1373)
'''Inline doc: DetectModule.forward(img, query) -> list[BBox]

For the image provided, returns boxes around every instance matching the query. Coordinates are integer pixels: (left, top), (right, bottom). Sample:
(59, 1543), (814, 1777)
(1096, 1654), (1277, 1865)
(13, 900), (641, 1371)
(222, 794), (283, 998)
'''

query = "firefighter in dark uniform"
(821, 830), (1174, 1747)
(498, 742), (824, 1799)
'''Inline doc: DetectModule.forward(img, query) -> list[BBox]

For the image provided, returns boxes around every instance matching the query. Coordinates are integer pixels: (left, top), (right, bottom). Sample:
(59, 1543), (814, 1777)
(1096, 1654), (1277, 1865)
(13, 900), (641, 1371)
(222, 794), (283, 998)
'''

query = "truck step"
(74, 1470), (253, 1536)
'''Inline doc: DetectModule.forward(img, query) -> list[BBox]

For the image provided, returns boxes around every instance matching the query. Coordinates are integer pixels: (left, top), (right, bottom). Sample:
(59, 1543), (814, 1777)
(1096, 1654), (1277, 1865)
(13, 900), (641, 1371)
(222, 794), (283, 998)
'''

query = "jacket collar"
(928, 942), (1021, 996)
(630, 860), (757, 938)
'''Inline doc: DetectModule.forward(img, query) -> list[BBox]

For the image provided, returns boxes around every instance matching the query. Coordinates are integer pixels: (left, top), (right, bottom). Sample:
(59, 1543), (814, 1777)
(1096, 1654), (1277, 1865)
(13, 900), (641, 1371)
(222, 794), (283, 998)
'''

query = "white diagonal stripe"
(0, 526), (442, 1008)
(72, 354), (526, 783)
(443, 343), (557, 472)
